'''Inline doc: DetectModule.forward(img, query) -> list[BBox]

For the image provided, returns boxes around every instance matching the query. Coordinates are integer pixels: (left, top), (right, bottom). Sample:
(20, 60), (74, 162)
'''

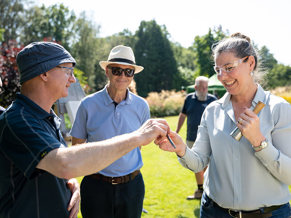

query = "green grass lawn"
(76, 115), (291, 218)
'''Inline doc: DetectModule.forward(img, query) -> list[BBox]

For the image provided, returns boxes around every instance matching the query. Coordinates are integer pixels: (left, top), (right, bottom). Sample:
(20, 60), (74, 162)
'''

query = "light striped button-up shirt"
(179, 84), (291, 210)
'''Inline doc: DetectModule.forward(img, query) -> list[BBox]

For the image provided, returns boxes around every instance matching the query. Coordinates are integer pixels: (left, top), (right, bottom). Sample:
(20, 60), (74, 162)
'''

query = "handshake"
(135, 119), (186, 157)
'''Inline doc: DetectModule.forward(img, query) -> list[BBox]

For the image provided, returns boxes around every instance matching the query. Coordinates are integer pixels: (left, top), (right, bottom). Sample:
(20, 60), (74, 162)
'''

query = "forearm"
(176, 113), (186, 133)
(255, 142), (291, 185)
(178, 146), (209, 173)
(38, 131), (142, 179)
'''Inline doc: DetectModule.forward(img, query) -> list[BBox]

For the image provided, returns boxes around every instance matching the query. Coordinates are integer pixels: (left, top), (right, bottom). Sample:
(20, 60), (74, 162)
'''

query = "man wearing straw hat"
(71, 45), (150, 218)
(0, 42), (169, 218)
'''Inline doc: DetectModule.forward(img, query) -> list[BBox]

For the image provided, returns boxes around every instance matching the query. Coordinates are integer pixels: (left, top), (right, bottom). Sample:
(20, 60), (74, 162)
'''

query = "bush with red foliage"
(0, 40), (23, 108)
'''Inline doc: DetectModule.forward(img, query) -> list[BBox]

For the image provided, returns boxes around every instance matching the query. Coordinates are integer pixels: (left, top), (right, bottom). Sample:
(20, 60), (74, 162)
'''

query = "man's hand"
(67, 178), (80, 218)
(136, 119), (170, 146)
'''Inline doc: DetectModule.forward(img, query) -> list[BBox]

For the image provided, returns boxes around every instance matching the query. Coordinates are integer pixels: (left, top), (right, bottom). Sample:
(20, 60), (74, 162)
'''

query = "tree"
(22, 4), (76, 49)
(71, 12), (101, 91)
(171, 42), (196, 86)
(0, 29), (4, 41)
(264, 64), (291, 88)
(134, 20), (179, 97)
(190, 26), (227, 77)
(259, 46), (277, 70)
(0, 0), (27, 42)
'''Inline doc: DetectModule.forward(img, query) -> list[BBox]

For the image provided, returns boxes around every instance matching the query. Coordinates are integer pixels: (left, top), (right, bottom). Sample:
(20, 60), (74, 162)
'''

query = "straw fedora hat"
(99, 45), (144, 74)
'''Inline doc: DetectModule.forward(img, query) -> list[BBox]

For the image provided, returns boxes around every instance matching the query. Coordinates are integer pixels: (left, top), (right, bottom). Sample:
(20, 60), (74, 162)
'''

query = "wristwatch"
(252, 139), (268, 152)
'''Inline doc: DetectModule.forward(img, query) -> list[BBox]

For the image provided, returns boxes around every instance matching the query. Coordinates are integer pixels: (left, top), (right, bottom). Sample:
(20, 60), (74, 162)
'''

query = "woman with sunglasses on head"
(70, 45), (150, 218)
(158, 33), (291, 217)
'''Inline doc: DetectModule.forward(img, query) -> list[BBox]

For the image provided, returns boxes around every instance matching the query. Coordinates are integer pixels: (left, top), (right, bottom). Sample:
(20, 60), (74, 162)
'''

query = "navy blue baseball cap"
(17, 42), (76, 84)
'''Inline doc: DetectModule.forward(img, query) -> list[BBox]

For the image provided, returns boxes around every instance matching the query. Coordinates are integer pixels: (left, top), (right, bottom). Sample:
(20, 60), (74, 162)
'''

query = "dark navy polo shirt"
(182, 93), (217, 141)
(0, 94), (71, 218)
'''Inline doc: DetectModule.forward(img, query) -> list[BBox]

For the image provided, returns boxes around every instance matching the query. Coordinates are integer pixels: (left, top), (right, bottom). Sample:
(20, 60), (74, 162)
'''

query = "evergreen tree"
(259, 46), (277, 70)
(134, 20), (179, 97)
(191, 26), (227, 77)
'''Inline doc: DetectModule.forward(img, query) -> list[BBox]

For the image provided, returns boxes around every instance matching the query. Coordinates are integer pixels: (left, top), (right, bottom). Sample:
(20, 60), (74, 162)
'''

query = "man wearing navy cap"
(0, 42), (170, 218)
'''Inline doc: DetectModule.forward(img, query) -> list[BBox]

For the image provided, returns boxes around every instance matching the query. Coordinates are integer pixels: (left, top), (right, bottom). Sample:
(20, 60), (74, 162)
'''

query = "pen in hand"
(166, 134), (176, 149)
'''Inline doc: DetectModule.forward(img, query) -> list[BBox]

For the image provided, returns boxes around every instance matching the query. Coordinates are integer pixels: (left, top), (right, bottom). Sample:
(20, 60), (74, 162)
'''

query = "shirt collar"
(16, 93), (56, 120)
(217, 84), (267, 110)
(102, 85), (133, 106)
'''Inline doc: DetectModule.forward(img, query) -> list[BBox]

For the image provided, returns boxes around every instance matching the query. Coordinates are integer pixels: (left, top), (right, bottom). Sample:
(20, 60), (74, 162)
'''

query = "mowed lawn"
(76, 115), (291, 218)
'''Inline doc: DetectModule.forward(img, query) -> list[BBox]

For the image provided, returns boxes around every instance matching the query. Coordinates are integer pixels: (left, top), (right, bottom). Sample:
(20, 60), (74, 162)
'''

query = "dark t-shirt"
(182, 93), (217, 141)
(0, 94), (71, 218)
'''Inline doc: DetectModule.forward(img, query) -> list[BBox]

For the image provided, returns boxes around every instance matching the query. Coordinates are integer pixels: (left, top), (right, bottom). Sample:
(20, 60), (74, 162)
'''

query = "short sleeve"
(141, 101), (150, 123)
(0, 115), (64, 178)
(70, 102), (88, 140)
(181, 96), (188, 114)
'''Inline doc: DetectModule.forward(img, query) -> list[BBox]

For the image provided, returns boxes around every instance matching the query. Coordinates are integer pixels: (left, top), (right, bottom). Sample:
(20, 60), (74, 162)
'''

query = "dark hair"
(212, 32), (263, 82)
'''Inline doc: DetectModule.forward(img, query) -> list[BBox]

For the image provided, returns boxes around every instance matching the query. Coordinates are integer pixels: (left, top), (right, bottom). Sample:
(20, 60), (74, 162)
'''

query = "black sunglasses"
(108, 66), (135, 77)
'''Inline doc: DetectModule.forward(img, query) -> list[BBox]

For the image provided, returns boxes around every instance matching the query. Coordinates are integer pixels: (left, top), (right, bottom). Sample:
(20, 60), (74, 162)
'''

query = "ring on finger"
(238, 118), (243, 124)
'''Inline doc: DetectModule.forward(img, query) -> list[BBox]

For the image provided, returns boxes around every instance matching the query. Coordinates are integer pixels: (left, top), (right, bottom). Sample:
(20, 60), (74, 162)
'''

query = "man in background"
(176, 76), (217, 200)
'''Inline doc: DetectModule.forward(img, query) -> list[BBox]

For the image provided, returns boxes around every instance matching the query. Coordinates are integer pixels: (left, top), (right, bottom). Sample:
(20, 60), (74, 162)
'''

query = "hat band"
(109, 58), (135, 65)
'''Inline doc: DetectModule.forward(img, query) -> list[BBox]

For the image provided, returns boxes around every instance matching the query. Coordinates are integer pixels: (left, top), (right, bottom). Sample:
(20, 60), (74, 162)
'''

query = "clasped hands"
(137, 119), (186, 156)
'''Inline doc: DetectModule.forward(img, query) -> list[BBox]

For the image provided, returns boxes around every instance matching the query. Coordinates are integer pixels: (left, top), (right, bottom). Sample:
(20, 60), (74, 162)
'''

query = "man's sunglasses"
(108, 66), (135, 77)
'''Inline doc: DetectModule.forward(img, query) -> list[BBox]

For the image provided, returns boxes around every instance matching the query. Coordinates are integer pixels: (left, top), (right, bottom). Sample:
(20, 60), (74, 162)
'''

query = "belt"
(90, 170), (140, 185)
(211, 197), (283, 218)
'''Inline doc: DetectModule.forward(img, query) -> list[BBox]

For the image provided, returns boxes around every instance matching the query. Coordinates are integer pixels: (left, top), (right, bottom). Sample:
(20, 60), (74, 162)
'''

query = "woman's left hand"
(237, 108), (265, 146)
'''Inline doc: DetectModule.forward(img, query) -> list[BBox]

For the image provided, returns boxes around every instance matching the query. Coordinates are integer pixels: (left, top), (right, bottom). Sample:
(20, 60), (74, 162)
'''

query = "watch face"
(261, 141), (268, 148)
(253, 140), (268, 151)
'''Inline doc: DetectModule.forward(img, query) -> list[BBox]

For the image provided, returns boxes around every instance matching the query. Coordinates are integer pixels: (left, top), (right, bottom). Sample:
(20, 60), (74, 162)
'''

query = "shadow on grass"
(194, 207), (200, 218)
(193, 200), (201, 218)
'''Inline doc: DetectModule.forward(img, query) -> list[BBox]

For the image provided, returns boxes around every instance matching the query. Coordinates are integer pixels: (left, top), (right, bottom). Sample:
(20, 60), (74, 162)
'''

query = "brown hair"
(212, 32), (264, 83)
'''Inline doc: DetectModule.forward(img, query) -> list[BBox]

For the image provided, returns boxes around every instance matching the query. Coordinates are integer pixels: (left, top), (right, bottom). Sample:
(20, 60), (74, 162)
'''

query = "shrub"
(0, 40), (23, 108)
(270, 86), (291, 104)
(146, 90), (186, 117)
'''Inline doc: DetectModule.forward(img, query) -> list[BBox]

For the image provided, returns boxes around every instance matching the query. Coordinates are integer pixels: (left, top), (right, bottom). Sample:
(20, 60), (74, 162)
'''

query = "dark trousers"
(80, 173), (145, 218)
(200, 192), (291, 218)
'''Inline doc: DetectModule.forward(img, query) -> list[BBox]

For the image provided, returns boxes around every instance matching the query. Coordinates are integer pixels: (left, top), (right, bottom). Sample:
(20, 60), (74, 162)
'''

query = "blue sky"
(37, 0), (291, 66)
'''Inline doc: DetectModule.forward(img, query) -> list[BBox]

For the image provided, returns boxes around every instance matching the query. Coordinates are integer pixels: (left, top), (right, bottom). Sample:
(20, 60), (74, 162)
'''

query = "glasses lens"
(124, 69), (135, 77)
(110, 67), (134, 77)
(224, 66), (235, 73)
(214, 66), (220, 74)
(111, 67), (122, 76)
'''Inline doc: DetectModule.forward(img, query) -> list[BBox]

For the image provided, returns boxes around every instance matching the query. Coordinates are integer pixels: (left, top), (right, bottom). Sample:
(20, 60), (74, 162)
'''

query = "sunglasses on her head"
(107, 66), (135, 77)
